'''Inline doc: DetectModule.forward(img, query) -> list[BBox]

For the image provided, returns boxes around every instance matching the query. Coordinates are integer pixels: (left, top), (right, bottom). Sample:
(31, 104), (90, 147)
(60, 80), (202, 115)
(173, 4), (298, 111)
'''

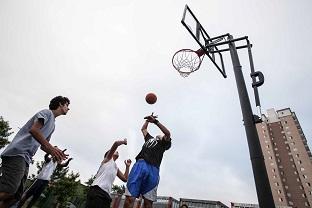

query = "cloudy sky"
(1, 0), (312, 206)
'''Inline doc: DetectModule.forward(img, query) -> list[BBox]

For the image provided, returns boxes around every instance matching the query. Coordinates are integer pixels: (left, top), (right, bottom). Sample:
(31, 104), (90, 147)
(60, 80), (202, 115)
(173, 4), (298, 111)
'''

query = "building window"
(275, 182), (279, 186)
(279, 198), (283, 202)
(272, 169), (276, 173)
(269, 156), (273, 159)
(278, 190), (282, 194)
(301, 167), (305, 171)
(306, 182), (311, 187)
(294, 148), (298, 151)
(294, 171), (298, 175)
(290, 142), (295, 145)
(296, 154), (299, 158)
(302, 193), (307, 198)
(303, 175), (307, 179)
(289, 136), (293, 140)
(298, 160), (302, 164)
(305, 202), (310, 207)
(266, 145), (270, 149)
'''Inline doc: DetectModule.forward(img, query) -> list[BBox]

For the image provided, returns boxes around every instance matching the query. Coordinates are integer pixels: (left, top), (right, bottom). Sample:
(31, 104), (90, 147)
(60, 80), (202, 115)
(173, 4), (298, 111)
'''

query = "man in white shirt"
(86, 139), (131, 208)
(17, 151), (72, 208)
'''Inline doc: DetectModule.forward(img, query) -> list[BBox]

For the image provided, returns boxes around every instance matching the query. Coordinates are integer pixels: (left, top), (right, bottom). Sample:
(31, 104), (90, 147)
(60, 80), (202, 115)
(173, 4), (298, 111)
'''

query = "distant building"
(180, 198), (229, 208)
(230, 202), (291, 208)
(111, 195), (179, 208)
(230, 202), (259, 208)
(256, 108), (312, 207)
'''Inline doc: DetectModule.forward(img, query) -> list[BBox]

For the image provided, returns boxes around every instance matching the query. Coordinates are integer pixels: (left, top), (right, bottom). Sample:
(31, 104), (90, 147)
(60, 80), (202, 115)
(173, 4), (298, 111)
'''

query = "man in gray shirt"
(0, 96), (70, 208)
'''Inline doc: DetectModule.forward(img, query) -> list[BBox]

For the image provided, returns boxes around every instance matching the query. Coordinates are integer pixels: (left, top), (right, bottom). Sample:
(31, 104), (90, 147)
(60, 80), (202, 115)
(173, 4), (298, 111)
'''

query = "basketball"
(145, 93), (157, 104)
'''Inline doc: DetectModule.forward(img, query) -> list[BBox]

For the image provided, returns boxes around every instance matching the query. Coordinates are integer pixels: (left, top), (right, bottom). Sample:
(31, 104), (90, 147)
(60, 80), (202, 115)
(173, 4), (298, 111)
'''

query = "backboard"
(181, 5), (226, 78)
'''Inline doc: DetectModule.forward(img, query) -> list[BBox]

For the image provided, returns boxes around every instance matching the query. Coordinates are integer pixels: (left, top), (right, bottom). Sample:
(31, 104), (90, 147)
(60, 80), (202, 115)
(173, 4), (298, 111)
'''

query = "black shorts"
(85, 185), (112, 208)
(0, 156), (29, 200)
(24, 179), (49, 199)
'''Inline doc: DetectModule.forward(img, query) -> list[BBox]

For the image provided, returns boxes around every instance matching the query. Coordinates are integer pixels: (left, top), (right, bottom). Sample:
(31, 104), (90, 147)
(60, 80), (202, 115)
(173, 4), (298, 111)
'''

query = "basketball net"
(172, 48), (205, 77)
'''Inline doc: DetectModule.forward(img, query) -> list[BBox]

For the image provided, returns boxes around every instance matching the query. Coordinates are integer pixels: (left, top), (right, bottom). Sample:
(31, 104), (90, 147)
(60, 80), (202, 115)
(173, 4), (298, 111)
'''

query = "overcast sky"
(1, 0), (312, 206)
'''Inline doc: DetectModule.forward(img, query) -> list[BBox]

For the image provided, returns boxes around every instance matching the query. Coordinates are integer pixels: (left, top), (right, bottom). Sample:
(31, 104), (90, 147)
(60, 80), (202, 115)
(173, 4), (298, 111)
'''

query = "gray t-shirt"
(1, 109), (55, 164)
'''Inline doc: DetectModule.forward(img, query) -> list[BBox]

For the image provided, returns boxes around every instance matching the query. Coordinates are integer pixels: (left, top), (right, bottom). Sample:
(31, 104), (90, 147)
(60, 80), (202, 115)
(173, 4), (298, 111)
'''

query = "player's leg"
(0, 156), (28, 208)
(142, 198), (153, 208)
(141, 162), (159, 208)
(17, 179), (41, 208)
(123, 196), (136, 208)
(25, 180), (49, 208)
(124, 161), (145, 208)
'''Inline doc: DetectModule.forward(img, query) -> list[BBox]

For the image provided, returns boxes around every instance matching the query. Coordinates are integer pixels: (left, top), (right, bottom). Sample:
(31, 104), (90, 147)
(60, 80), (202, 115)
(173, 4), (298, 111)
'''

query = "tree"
(51, 171), (80, 208)
(47, 165), (80, 208)
(0, 116), (13, 149)
(112, 184), (125, 195)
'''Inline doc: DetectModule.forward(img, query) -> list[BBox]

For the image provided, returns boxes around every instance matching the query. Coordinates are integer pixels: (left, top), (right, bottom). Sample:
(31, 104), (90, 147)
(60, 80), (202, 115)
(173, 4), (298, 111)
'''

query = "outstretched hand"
(144, 112), (158, 123)
(48, 146), (69, 163)
(122, 138), (127, 145)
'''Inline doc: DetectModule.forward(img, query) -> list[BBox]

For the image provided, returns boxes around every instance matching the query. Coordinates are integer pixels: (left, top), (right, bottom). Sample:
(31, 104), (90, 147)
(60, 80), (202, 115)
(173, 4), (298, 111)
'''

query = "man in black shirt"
(123, 113), (171, 208)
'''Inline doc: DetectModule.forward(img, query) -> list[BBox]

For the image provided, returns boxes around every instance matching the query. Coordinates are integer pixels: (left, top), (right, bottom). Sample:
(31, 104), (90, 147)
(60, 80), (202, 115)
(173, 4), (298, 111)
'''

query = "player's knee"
(124, 196), (135, 207)
(143, 199), (153, 208)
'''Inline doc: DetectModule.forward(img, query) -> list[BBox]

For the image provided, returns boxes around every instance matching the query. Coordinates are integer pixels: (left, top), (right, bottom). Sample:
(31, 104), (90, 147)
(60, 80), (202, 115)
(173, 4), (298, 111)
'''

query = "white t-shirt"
(37, 160), (58, 180)
(92, 159), (118, 194)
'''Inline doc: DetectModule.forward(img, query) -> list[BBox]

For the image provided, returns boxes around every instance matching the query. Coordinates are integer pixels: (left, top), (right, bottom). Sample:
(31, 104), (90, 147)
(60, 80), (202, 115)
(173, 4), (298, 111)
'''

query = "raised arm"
(104, 139), (127, 162)
(117, 159), (132, 182)
(141, 120), (149, 137)
(144, 113), (171, 140)
(30, 119), (68, 162)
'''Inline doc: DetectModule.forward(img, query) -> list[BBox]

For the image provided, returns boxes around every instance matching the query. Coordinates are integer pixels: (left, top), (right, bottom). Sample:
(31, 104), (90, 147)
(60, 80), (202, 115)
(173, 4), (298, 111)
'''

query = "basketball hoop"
(172, 48), (205, 77)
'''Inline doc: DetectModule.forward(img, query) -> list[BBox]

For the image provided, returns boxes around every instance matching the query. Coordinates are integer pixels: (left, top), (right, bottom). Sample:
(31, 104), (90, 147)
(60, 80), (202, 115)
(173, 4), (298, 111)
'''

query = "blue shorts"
(125, 160), (159, 200)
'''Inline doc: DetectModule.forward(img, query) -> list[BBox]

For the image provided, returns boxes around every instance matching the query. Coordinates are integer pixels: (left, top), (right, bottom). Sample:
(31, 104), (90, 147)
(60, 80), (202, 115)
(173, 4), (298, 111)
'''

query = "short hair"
(49, 96), (70, 110)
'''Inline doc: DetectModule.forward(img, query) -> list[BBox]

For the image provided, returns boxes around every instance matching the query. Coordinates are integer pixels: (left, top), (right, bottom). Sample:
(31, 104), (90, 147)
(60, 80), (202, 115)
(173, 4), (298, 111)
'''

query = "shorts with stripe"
(125, 160), (159, 202)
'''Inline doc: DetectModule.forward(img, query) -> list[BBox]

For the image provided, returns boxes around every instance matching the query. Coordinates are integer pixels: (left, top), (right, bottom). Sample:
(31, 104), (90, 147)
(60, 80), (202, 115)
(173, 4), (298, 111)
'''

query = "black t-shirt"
(135, 133), (171, 168)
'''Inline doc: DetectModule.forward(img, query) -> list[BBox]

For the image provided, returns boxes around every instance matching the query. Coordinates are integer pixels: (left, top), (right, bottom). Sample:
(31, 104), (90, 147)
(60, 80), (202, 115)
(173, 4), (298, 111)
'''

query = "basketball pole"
(228, 35), (275, 208)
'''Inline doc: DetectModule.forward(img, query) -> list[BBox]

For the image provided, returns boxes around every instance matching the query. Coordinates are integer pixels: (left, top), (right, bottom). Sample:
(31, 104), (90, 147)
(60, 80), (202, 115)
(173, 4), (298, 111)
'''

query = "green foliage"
(112, 184), (125, 195)
(85, 175), (95, 187)
(0, 116), (13, 149)
(51, 171), (80, 208)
